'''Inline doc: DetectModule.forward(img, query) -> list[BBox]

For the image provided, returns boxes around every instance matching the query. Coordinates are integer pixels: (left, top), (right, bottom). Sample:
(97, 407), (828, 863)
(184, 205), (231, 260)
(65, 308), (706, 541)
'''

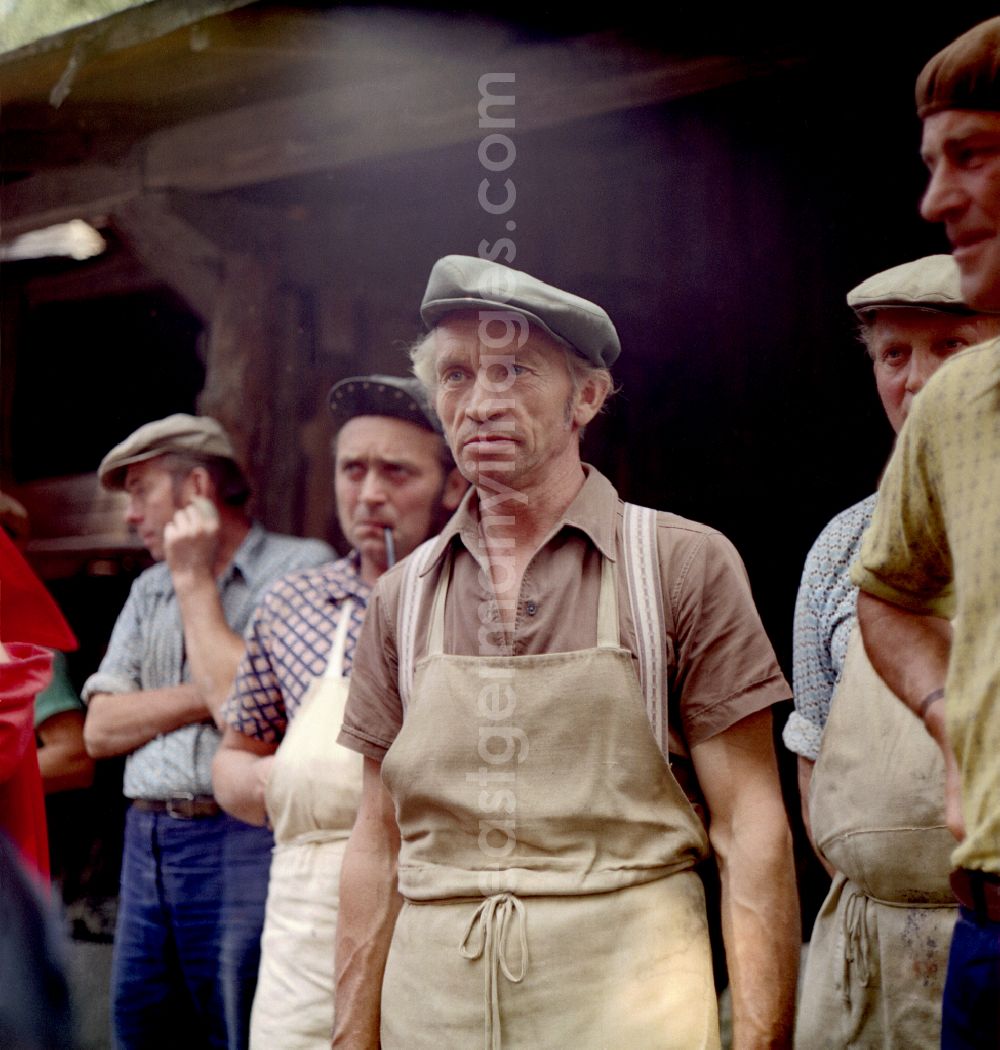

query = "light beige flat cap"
(98, 413), (237, 490)
(847, 255), (973, 316)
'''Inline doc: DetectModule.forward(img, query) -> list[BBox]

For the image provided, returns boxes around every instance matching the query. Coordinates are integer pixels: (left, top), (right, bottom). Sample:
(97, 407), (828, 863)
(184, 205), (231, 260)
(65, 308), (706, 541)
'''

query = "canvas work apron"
(796, 626), (956, 1050)
(380, 550), (719, 1050)
(249, 600), (363, 1050)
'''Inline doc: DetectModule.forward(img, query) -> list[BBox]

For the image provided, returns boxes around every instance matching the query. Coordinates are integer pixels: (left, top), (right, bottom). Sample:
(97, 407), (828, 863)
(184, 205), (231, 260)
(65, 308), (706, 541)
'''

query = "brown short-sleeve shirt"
(340, 467), (789, 764)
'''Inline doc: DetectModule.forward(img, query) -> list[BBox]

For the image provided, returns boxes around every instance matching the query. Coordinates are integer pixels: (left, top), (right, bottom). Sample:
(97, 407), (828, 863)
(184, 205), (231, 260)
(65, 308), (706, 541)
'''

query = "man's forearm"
(37, 711), (95, 793)
(172, 573), (246, 726)
(333, 839), (402, 1048)
(212, 728), (275, 826)
(856, 590), (951, 716)
(715, 809), (800, 1049)
(334, 758), (403, 1048)
(857, 591), (964, 840)
(693, 710), (799, 1049)
(84, 684), (207, 759)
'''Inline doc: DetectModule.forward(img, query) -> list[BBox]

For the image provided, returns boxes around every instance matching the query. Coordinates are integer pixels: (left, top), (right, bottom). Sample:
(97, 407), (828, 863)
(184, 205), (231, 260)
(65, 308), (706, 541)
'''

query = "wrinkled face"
(123, 457), (187, 560)
(868, 309), (999, 433)
(921, 110), (1000, 311)
(431, 312), (601, 491)
(334, 415), (456, 583)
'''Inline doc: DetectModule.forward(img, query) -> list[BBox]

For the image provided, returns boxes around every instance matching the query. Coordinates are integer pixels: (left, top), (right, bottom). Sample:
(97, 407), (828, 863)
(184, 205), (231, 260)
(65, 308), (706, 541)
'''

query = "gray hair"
(158, 452), (251, 507)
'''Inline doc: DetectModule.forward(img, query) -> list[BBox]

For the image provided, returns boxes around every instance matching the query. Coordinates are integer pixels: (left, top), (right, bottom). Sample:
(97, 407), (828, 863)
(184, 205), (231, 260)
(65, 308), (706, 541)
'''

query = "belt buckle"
(166, 794), (195, 819)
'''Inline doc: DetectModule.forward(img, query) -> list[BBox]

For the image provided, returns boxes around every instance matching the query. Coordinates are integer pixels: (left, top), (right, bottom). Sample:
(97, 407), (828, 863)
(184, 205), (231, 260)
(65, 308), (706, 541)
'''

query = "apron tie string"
(841, 882), (873, 1004)
(458, 893), (528, 1050)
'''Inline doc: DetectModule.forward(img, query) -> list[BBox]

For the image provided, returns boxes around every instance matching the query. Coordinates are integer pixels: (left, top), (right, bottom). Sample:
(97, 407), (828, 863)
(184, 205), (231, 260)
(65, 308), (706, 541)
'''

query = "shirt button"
(525, 601), (538, 616)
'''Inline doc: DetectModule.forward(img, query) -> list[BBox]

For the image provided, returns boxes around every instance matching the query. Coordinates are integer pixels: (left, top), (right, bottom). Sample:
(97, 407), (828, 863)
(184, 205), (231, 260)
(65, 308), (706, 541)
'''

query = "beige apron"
(796, 626), (956, 1050)
(380, 552), (719, 1050)
(249, 600), (363, 1050)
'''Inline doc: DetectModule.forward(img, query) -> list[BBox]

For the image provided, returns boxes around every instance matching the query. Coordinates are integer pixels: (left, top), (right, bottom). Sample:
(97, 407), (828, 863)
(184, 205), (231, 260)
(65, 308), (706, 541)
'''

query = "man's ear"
(571, 371), (612, 429)
(179, 466), (215, 505)
(441, 467), (468, 512)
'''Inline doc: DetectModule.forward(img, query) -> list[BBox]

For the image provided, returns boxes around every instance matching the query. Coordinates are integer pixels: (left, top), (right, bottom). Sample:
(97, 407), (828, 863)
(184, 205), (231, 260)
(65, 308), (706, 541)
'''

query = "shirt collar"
(420, 464), (618, 575)
(325, 550), (371, 603)
(220, 521), (267, 587)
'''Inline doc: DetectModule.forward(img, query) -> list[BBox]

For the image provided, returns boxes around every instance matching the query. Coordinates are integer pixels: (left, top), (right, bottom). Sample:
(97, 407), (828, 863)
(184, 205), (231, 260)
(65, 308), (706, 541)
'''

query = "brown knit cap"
(916, 17), (1000, 119)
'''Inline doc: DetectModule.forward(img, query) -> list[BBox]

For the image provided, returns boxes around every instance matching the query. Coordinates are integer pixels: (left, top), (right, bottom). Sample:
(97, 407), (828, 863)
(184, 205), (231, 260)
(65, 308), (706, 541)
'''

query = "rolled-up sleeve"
(784, 556), (834, 762)
(81, 582), (145, 702)
(224, 590), (287, 743)
(851, 397), (954, 617)
(667, 528), (790, 747)
(338, 583), (402, 761)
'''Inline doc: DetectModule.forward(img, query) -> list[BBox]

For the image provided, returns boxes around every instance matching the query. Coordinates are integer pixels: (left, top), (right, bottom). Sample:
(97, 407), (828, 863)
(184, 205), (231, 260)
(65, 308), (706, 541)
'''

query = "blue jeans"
(942, 906), (1000, 1050)
(219, 819), (272, 1050)
(111, 807), (272, 1050)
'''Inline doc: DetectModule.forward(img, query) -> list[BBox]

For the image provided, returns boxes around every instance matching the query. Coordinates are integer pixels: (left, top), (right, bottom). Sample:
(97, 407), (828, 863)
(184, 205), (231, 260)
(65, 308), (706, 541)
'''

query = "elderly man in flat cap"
(333, 256), (799, 1049)
(853, 17), (1000, 1049)
(81, 415), (332, 1050)
(212, 376), (464, 1050)
(786, 256), (1000, 1049)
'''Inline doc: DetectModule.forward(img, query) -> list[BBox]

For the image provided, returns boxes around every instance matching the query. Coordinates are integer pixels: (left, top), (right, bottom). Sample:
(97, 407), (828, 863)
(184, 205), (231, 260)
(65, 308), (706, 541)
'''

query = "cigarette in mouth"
(384, 526), (396, 569)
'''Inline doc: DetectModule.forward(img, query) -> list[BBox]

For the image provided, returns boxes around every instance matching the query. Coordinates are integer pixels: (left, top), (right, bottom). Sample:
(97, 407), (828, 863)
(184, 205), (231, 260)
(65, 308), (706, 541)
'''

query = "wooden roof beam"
(1, 42), (800, 234)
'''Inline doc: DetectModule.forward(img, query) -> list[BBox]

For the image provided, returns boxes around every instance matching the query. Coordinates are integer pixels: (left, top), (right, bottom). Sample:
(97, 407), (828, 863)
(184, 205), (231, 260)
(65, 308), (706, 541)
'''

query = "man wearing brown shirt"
(334, 255), (799, 1049)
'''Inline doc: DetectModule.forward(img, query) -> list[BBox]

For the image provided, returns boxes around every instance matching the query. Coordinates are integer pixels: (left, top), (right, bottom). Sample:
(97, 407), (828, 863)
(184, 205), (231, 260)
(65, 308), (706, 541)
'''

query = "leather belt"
(950, 868), (1000, 923)
(131, 796), (221, 820)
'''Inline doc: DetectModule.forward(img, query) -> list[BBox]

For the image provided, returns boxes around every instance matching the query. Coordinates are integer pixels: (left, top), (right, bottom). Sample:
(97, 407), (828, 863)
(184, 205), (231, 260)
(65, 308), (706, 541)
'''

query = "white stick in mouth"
(384, 526), (396, 569)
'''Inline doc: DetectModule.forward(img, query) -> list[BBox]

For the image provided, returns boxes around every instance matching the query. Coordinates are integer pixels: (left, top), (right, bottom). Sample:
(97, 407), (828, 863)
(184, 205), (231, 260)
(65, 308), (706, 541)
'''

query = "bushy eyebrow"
(435, 350), (470, 373)
(337, 454), (416, 471)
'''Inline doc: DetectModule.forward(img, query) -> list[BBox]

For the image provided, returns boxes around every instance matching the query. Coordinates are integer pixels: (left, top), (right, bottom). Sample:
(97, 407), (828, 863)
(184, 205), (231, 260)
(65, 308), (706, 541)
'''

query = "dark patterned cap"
(328, 374), (441, 433)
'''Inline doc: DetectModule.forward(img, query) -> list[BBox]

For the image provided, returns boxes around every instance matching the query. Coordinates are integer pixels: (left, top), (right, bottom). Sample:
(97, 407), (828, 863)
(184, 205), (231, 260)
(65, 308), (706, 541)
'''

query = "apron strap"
(426, 550), (452, 659)
(458, 892), (528, 1050)
(398, 538), (439, 713)
(595, 554), (619, 648)
(622, 502), (669, 753)
(323, 599), (356, 680)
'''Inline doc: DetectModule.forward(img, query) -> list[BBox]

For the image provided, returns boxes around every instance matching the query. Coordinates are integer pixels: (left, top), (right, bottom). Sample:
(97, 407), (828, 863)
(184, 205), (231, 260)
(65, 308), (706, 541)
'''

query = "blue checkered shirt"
(82, 523), (334, 798)
(224, 553), (370, 743)
(783, 493), (876, 761)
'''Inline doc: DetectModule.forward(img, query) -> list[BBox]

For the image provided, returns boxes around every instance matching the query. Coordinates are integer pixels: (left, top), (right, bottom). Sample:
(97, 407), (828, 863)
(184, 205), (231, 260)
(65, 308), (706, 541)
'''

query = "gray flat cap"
(420, 255), (621, 368)
(847, 255), (973, 315)
(328, 374), (441, 434)
(98, 414), (237, 490)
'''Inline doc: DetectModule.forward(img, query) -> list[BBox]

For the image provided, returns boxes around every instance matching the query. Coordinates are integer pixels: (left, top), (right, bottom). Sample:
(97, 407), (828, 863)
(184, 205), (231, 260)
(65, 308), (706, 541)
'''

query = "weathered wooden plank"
(196, 253), (273, 501)
(111, 193), (222, 322)
(143, 47), (797, 193)
(0, 159), (141, 237)
(23, 252), (160, 305)
(2, 31), (797, 235)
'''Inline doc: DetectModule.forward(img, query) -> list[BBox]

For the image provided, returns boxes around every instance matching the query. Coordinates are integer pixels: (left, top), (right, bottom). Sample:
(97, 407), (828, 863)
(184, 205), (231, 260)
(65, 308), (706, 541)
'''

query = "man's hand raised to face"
(165, 496), (221, 586)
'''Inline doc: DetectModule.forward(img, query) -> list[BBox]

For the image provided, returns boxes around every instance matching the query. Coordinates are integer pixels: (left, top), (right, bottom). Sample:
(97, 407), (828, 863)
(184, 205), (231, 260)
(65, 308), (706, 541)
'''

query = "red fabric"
(0, 528), (76, 650)
(0, 642), (52, 879)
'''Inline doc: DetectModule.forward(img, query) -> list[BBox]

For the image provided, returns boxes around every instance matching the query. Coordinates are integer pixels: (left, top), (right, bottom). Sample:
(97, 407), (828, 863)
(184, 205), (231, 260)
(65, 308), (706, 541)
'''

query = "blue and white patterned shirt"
(783, 494), (876, 761)
(223, 553), (371, 743)
(82, 523), (333, 799)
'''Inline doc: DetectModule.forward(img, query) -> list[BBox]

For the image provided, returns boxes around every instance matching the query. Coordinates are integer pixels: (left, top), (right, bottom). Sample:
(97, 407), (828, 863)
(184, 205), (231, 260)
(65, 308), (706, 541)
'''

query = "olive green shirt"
(853, 338), (1000, 874)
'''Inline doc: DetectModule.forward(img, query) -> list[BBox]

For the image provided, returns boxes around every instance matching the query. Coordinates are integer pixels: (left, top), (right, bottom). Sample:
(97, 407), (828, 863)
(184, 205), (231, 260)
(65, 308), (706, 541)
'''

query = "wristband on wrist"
(919, 687), (945, 719)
